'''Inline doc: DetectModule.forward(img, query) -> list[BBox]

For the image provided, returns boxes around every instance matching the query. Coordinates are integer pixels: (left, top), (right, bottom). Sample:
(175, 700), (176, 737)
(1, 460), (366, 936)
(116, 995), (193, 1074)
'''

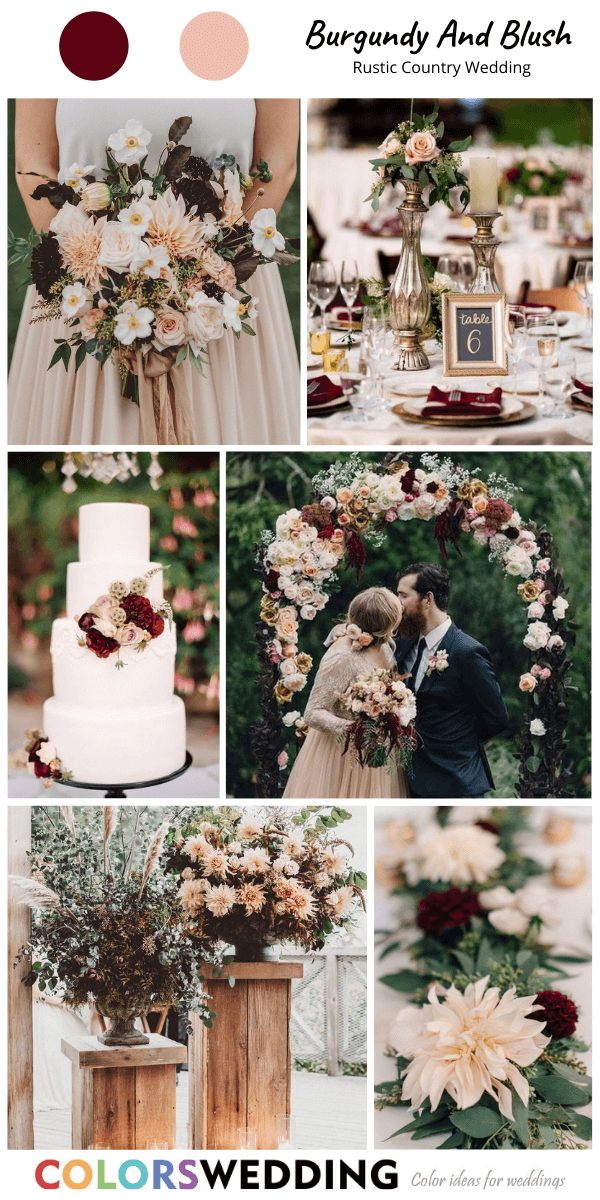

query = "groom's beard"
(398, 607), (428, 639)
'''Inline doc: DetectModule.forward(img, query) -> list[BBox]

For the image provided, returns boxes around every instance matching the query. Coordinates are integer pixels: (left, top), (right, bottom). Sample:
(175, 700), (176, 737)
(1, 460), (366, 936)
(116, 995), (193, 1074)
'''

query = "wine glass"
(364, 317), (396, 411)
(308, 261), (336, 325)
(458, 258), (476, 291)
(507, 309), (528, 394)
(340, 259), (359, 326)
(573, 261), (593, 336)
(525, 313), (559, 411)
(437, 255), (462, 289)
(339, 372), (375, 424)
(542, 352), (576, 419)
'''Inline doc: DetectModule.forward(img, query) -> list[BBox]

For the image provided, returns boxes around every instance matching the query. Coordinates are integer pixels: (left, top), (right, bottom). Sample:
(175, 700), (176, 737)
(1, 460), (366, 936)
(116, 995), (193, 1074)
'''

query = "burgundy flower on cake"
(416, 887), (483, 936)
(86, 628), (120, 658)
(78, 568), (172, 667)
(531, 990), (579, 1039)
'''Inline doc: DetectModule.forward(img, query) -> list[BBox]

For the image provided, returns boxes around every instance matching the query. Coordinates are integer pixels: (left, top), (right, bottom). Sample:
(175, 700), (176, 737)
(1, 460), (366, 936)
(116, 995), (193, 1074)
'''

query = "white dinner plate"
(557, 311), (586, 339)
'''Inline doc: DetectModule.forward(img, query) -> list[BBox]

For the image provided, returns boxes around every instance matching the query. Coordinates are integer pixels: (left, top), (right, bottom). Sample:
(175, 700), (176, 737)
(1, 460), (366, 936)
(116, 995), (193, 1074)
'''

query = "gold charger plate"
(392, 401), (537, 427)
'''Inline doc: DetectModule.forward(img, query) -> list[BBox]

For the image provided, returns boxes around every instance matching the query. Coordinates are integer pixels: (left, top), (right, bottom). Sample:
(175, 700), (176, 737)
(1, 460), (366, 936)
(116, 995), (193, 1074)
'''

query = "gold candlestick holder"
(467, 211), (502, 294)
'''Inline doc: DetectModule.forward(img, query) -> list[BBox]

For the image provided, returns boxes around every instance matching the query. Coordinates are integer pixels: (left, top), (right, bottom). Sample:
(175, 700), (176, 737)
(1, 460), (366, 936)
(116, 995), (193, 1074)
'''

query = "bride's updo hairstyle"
(347, 587), (402, 645)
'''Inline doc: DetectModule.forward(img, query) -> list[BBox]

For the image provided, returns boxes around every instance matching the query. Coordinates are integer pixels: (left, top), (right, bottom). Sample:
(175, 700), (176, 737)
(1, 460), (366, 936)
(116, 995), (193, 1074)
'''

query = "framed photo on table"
(442, 293), (508, 377)
(524, 196), (560, 239)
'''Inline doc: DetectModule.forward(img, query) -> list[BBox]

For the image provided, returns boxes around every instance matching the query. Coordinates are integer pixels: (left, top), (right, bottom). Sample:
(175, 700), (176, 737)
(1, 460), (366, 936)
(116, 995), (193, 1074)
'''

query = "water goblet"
(542, 352), (577, 420)
(308, 261), (337, 325)
(340, 259), (360, 325)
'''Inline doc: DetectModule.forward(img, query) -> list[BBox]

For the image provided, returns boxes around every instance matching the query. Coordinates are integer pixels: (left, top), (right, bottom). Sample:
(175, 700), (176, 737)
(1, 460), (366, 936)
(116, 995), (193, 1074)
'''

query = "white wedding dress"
(8, 99), (299, 446)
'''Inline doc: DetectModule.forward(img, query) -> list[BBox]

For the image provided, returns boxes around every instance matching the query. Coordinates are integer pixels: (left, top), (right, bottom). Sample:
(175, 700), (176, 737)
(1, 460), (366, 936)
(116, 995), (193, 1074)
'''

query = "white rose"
(523, 621), (550, 651)
(478, 885), (515, 911)
(527, 601), (545, 619)
(300, 604), (317, 620)
(37, 741), (58, 766)
(185, 291), (224, 348)
(98, 223), (140, 272)
(552, 596), (569, 620)
(282, 710), (301, 727)
(488, 907), (529, 936)
(530, 718), (546, 737)
(547, 635), (565, 650)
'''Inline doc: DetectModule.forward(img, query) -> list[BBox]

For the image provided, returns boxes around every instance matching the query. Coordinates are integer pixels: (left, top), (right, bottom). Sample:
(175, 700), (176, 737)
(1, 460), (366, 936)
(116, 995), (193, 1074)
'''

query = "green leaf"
(537, 1124), (557, 1148)
(175, 344), (188, 367)
(418, 168), (429, 189)
(74, 342), (87, 373)
(437, 1130), (465, 1149)
(569, 1111), (592, 1141)
(437, 122), (445, 139)
(534, 1075), (591, 1106)
(450, 1106), (505, 1138)
(453, 950), (474, 974)
(552, 1063), (592, 1091)
(228, 975), (236, 988)
(241, 322), (256, 336)
(398, 1107), (449, 1133)
(509, 1092), (530, 1147)
(380, 969), (424, 993)
(448, 137), (472, 153)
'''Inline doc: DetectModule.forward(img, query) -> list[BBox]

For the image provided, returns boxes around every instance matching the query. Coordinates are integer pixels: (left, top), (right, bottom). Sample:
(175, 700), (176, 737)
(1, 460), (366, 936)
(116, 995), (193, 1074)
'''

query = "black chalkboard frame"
(442, 292), (508, 378)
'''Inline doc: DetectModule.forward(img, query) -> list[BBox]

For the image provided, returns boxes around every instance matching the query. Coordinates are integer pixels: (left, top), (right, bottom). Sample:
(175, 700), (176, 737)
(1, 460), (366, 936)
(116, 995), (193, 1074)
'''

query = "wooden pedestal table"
(61, 1033), (186, 1150)
(189, 961), (303, 1149)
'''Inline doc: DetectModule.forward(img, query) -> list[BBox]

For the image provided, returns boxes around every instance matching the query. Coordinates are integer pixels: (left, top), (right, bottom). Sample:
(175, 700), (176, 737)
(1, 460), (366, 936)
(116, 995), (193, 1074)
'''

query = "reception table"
(374, 806), (592, 1150)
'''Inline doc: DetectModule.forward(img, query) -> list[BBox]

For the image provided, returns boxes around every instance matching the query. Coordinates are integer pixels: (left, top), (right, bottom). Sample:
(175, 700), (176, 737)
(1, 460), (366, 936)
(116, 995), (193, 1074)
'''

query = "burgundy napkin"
(307, 375), (344, 408)
(422, 386), (503, 418)
(573, 377), (593, 399)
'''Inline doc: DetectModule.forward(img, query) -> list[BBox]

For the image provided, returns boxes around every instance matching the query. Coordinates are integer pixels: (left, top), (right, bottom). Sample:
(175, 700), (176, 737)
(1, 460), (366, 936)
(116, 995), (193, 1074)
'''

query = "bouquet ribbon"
(124, 349), (196, 445)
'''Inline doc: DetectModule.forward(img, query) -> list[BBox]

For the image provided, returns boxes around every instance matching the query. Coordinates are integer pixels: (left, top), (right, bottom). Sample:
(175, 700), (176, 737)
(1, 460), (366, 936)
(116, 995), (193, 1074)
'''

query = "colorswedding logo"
(34, 1158), (400, 1191)
(305, 18), (573, 78)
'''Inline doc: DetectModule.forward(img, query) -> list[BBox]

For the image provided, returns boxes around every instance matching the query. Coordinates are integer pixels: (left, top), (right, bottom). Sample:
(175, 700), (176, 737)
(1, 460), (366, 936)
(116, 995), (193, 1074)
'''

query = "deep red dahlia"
(147, 612), (165, 638)
(121, 593), (154, 630)
(301, 502), (335, 531)
(78, 612), (96, 631)
(416, 887), (483, 936)
(532, 991), (579, 1039)
(483, 497), (514, 528)
(86, 629), (119, 658)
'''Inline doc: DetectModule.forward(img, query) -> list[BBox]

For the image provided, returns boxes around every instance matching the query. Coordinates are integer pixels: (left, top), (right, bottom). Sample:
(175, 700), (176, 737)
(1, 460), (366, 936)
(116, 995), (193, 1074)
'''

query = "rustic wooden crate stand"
(189, 961), (303, 1149)
(62, 1033), (186, 1150)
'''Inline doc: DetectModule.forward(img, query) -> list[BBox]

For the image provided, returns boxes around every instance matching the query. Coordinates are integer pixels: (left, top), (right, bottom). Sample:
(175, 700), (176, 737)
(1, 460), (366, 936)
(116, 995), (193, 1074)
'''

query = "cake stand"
(59, 750), (193, 798)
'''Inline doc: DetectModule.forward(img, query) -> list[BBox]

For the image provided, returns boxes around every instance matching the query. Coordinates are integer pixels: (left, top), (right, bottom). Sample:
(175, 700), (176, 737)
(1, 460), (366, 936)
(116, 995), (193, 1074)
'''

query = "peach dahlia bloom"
(57, 212), (108, 293)
(204, 883), (237, 917)
(390, 978), (550, 1120)
(146, 188), (207, 261)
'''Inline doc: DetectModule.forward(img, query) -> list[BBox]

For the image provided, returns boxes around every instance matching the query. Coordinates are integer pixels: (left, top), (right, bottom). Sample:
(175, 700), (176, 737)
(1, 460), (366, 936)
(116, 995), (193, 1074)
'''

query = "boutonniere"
(426, 649), (449, 676)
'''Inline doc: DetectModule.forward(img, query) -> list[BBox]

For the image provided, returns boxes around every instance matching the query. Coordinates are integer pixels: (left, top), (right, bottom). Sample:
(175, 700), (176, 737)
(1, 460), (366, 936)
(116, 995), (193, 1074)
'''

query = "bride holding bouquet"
(284, 587), (412, 800)
(9, 98), (299, 446)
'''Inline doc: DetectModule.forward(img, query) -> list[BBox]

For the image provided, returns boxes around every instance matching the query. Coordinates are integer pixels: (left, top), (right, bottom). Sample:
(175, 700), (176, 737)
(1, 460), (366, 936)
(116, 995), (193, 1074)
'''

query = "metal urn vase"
(388, 181), (431, 371)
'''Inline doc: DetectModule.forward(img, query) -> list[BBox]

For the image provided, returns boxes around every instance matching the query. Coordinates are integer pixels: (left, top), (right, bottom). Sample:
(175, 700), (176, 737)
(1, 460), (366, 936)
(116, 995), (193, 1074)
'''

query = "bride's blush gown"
(283, 635), (408, 800)
(8, 99), (299, 446)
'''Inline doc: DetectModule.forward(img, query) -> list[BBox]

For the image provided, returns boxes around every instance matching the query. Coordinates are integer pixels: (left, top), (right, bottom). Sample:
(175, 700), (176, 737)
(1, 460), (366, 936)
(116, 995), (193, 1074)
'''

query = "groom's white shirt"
(411, 615), (452, 692)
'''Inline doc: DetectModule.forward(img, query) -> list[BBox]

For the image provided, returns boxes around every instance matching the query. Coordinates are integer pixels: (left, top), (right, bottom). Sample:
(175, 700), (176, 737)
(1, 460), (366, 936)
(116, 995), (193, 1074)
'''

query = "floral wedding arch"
(252, 453), (575, 800)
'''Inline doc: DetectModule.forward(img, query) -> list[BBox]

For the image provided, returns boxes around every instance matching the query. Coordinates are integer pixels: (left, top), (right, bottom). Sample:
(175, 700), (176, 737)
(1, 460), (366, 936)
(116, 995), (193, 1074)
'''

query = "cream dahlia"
(390, 977), (550, 1120)
(145, 188), (207, 260)
(182, 834), (210, 861)
(408, 824), (505, 886)
(239, 847), (270, 874)
(200, 849), (230, 879)
(238, 818), (263, 839)
(326, 885), (355, 917)
(236, 882), (267, 915)
(204, 883), (237, 917)
(56, 212), (108, 293)
(284, 882), (316, 920)
(178, 878), (206, 913)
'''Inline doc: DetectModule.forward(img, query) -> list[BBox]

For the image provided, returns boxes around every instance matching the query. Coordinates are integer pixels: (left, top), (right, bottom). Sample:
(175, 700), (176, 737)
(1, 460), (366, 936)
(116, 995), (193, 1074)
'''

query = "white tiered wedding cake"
(43, 502), (186, 784)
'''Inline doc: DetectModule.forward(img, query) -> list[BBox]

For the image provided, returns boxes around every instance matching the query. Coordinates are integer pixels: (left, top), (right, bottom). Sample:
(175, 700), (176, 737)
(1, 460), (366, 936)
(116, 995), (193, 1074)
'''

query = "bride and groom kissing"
(283, 561), (508, 799)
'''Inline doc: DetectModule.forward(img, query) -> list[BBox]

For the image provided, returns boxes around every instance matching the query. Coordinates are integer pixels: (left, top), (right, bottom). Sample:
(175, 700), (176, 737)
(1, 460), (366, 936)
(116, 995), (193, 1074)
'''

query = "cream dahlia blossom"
(407, 824), (505, 886)
(145, 188), (206, 261)
(390, 978), (549, 1121)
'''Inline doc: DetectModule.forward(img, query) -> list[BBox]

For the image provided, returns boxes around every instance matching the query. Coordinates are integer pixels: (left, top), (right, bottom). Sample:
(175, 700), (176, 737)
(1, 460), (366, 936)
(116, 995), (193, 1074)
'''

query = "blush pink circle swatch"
(59, 12), (129, 81)
(180, 12), (249, 80)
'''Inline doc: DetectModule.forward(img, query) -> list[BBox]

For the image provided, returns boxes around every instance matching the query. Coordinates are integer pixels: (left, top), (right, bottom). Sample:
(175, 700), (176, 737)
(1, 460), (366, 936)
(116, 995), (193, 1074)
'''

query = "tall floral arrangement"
(376, 807), (591, 1149)
(367, 101), (471, 212)
(253, 453), (575, 799)
(168, 806), (366, 955)
(11, 806), (219, 1031)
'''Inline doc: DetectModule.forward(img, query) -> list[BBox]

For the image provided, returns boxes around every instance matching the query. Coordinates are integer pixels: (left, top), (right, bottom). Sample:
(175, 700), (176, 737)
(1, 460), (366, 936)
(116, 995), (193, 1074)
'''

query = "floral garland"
(376, 808), (591, 1150)
(367, 101), (471, 212)
(76, 567), (172, 668)
(253, 453), (575, 798)
(166, 805), (366, 954)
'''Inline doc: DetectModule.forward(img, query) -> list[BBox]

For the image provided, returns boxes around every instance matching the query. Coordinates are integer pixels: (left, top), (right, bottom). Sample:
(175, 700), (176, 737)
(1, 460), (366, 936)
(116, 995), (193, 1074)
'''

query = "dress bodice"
(304, 637), (395, 736)
(55, 99), (256, 175)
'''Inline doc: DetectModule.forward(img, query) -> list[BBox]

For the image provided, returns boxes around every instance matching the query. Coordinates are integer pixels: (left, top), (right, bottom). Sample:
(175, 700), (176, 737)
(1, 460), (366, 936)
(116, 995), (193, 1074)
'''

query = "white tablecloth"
(374, 807), (592, 1150)
(8, 762), (220, 799)
(308, 324), (592, 447)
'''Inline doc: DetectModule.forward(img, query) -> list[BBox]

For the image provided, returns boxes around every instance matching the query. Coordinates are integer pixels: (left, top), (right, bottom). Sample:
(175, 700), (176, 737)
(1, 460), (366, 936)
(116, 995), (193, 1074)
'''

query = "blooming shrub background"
(8, 453), (219, 716)
(226, 452), (590, 799)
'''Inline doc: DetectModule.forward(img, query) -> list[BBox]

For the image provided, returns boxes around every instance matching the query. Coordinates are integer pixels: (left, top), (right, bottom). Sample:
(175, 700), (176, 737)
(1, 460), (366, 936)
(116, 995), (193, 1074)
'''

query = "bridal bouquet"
(367, 100), (471, 211)
(340, 669), (417, 770)
(14, 114), (298, 443)
(376, 808), (592, 1150)
(170, 806), (366, 955)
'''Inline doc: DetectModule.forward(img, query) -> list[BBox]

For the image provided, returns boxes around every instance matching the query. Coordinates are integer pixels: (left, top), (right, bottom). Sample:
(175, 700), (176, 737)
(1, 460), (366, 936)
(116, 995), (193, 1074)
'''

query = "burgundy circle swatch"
(59, 12), (129, 81)
(180, 12), (249, 80)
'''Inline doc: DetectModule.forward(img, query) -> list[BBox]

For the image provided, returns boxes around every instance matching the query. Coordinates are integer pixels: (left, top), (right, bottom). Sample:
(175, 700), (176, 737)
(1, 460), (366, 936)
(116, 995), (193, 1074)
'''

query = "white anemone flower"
(57, 162), (96, 192)
(114, 303), (154, 346)
(130, 240), (170, 278)
(107, 119), (152, 166)
(222, 292), (246, 332)
(61, 282), (92, 320)
(246, 295), (260, 319)
(390, 977), (550, 1121)
(117, 201), (152, 236)
(250, 208), (285, 258)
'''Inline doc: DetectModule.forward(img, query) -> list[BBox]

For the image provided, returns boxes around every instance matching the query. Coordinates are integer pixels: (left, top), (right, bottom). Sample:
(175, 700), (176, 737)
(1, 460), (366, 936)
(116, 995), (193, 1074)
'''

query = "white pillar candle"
(469, 157), (498, 213)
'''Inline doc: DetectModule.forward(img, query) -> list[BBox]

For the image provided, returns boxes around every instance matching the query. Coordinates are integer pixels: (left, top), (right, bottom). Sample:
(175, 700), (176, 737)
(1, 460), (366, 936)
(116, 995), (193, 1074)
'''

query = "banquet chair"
(519, 285), (586, 314)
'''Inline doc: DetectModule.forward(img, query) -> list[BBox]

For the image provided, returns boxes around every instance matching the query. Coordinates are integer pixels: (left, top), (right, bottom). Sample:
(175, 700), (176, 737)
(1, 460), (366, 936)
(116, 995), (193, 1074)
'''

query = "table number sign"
(442, 293), (508, 377)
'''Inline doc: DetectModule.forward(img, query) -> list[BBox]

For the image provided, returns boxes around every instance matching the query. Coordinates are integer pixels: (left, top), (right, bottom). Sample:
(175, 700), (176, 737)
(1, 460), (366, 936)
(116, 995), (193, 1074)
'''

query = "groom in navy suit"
(395, 562), (508, 799)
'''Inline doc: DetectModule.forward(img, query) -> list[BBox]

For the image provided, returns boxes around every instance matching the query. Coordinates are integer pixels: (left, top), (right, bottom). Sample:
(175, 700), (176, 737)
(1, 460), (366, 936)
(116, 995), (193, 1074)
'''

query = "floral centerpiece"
(376, 807), (592, 1149)
(367, 101), (471, 212)
(168, 806), (367, 959)
(501, 159), (570, 202)
(340, 669), (417, 770)
(75, 567), (172, 667)
(10, 806), (219, 1044)
(11, 115), (298, 443)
